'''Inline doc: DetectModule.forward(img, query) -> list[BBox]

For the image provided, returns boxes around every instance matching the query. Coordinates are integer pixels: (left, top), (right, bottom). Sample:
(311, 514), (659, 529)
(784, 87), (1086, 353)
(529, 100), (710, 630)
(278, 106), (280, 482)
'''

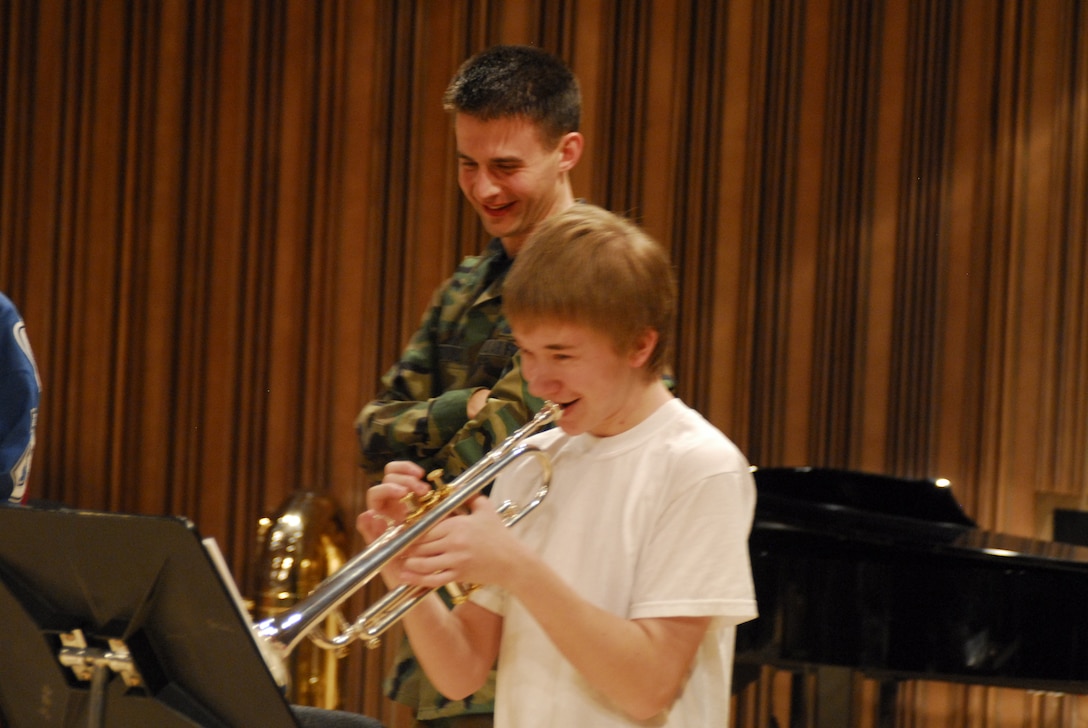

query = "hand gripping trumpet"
(254, 401), (562, 680)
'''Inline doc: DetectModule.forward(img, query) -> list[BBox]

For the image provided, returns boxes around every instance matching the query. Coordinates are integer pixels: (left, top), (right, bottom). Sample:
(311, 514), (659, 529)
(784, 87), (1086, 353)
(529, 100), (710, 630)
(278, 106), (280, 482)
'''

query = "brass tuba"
(254, 401), (562, 682)
(250, 489), (348, 708)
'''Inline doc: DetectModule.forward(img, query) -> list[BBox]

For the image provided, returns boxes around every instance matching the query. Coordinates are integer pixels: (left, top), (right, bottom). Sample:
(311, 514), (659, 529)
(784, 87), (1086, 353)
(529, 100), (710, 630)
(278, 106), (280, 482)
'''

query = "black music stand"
(0, 503), (300, 728)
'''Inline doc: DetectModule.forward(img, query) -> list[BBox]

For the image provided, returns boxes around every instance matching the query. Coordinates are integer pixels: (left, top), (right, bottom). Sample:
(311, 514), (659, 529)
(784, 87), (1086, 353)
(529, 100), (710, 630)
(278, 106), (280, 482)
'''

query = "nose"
(523, 358), (558, 401)
(470, 168), (500, 200)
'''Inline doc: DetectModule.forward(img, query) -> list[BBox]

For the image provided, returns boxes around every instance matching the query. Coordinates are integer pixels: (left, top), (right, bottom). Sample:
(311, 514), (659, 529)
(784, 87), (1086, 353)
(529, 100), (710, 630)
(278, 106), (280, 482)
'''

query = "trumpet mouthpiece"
(543, 400), (563, 421)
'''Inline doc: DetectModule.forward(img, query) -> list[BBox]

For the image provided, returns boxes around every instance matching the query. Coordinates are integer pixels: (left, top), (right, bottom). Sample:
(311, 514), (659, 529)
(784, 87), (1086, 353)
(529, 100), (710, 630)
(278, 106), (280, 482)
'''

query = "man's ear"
(557, 131), (584, 172)
(628, 327), (659, 369)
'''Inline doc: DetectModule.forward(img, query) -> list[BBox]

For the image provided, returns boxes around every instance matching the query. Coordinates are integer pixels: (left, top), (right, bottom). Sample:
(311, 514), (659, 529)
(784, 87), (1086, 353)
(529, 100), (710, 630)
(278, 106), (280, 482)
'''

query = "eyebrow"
(516, 339), (575, 353)
(456, 151), (524, 165)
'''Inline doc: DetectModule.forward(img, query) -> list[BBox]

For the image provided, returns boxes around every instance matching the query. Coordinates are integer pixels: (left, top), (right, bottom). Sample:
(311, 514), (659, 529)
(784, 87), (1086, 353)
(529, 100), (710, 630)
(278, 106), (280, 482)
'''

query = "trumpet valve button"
(400, 492), (420, 511)
(426, 469), (447, 491)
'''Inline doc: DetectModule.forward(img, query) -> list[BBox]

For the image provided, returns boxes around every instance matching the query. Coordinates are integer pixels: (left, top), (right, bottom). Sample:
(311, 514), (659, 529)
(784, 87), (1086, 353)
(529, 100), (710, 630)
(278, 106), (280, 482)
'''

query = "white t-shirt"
(472, 397), (758, 727)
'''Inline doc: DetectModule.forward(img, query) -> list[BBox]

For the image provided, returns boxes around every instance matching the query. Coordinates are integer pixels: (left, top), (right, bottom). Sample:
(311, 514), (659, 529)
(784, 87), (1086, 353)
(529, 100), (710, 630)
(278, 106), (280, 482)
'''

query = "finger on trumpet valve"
(398, 469), (447, 522)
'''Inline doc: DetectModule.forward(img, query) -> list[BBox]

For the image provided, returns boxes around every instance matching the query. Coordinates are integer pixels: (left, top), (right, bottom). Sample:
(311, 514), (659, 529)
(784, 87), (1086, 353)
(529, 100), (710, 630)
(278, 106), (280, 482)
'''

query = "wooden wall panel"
(2, 0), (1087, 726)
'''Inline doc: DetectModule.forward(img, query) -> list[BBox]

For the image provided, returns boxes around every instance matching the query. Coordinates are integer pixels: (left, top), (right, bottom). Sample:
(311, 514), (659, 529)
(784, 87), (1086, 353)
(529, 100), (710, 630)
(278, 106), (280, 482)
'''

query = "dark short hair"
(504, 204), (676, 378)
(443, 45), (581, 147)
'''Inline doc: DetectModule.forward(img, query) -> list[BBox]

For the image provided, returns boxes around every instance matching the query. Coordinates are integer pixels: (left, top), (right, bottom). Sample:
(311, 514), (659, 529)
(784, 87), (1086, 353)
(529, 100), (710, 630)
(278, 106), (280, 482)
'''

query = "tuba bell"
(250, 489), (348, 708)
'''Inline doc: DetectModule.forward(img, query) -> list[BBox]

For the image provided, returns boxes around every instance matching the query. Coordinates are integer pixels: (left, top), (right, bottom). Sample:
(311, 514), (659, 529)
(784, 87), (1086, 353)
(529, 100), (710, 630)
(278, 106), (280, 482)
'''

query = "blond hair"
(504, 204), (676, 377)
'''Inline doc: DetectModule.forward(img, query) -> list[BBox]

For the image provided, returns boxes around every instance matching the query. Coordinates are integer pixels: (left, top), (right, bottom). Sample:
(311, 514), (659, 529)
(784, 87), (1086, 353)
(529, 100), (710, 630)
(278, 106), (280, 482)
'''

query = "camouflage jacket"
(355, 238), (544, 479)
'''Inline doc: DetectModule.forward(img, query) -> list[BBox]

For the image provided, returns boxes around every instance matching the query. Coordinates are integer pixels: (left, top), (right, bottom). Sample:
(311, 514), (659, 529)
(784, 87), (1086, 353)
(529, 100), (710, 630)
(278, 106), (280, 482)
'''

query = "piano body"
(735, 467), (1088, 726)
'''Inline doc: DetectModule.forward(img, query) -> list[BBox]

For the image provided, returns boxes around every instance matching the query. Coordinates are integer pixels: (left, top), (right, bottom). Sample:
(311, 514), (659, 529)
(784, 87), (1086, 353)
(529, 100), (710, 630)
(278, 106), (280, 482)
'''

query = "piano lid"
(739, 466), (1088, 694)
(750, 466), (1088, 569)
(752, 466), (976, 527)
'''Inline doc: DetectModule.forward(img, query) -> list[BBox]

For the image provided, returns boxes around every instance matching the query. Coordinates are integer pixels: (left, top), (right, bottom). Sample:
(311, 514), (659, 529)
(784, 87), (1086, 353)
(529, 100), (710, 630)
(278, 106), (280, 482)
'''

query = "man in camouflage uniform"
(354, 45), (585, 728)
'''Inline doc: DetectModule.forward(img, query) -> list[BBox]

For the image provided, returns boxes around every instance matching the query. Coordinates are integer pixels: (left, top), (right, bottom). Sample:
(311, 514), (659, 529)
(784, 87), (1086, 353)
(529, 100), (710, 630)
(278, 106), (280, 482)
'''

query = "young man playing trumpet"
(358, 204), (758, 727)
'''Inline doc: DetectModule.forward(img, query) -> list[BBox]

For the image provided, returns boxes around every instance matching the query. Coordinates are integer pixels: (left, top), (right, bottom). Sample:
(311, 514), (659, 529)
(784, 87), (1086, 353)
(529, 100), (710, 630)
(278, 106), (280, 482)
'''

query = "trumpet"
(254, 401), (562, 680)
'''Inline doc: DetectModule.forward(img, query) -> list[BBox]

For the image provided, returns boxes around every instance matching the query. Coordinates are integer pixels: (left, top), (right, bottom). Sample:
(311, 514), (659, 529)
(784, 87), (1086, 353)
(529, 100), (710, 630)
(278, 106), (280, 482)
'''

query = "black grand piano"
(735, 467), (1088, 726)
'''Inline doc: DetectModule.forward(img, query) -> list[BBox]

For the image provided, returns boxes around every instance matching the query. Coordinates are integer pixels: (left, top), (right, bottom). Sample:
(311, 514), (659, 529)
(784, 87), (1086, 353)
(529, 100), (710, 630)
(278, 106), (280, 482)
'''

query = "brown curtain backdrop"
(2, 0), (1086, 726)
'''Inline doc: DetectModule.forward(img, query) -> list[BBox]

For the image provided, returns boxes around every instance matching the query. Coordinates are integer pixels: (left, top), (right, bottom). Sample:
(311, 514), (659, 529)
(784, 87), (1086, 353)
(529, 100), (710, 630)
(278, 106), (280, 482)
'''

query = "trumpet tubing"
(254, 401), (562, 676)
(349, 443), (552, 648)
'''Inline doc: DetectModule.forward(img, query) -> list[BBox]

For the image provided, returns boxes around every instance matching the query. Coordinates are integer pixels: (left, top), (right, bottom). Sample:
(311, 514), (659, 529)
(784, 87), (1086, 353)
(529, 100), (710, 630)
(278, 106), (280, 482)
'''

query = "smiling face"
(454, 114), (583, 256)
(515, 318), (669, 438)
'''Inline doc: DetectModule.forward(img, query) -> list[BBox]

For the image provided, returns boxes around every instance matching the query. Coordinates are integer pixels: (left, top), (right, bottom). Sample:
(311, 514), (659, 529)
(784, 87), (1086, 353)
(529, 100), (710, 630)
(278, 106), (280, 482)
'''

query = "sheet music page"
(201, 538), (253, 625)
(202, 537), (289, 688)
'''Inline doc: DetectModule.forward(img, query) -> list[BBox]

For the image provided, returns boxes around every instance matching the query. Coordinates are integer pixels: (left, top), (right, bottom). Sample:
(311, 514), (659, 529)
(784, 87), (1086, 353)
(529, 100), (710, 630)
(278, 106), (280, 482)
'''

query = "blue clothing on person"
(0, 293), (41, 504)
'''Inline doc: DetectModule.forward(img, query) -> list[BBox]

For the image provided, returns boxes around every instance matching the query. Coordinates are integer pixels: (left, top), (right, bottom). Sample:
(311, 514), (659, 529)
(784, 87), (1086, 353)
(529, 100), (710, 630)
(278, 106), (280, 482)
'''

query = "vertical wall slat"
(3, 1), (1088, 725)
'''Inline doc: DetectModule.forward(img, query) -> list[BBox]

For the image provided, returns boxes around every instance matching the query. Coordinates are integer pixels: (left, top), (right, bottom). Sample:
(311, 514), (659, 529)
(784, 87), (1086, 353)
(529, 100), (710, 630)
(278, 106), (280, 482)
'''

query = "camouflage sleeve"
(354, 388), (476, 474)
(355, 270), (512, 476)
(356, 246), (530, 479)
(437, 351), (546, 477)
(354, 321), (477, 474)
